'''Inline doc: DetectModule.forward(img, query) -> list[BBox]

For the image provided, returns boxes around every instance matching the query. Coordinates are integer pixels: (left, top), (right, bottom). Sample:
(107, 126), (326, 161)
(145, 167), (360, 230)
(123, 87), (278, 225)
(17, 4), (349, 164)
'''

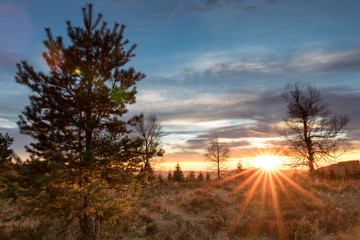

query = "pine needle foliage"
(0, 132), (16, 191)
(197, 172), (204, 182)
(173, 163), (185, 182)
(186, 171), (196, 182)
(2, 4), (145, 239)
(0, 133), (14, 168)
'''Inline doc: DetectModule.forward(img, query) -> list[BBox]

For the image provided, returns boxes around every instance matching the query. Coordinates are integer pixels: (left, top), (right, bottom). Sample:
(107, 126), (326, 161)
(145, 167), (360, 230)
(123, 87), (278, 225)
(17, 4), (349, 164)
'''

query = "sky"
(1, 0), (360, 171)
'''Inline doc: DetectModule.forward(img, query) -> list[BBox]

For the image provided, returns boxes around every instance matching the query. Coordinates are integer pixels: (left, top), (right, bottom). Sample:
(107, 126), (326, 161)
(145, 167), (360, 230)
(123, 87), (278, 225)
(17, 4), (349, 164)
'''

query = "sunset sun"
(254, 156), (281, 170)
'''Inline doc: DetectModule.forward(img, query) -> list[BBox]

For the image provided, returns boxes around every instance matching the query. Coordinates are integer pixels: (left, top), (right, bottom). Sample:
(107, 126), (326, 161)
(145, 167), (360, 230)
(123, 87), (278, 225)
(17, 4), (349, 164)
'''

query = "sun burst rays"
(207, 166), (325, 239)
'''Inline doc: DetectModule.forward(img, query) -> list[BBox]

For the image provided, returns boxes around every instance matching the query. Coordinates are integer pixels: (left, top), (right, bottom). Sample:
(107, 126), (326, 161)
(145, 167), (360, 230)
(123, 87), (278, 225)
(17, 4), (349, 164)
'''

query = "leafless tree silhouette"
(204, 137), (230, 180)
(281, 83), (351, 178)
(130, 113), (164, 175)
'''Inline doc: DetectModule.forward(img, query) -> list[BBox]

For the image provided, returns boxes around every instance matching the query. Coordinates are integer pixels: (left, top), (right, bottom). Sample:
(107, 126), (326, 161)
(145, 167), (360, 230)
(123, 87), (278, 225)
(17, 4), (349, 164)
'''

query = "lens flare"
(75, 68), (81, 75)
(254, 156), (281, 169)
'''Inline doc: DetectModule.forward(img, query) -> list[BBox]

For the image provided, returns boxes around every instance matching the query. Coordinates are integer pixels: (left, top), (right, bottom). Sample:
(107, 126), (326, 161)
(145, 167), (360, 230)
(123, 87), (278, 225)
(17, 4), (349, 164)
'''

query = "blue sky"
(1, 0), (360, 170)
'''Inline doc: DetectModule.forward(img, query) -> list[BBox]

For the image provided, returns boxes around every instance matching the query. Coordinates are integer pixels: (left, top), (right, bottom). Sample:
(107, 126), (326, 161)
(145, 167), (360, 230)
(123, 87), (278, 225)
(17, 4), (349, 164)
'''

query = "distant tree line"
(163, 163), (212, 183)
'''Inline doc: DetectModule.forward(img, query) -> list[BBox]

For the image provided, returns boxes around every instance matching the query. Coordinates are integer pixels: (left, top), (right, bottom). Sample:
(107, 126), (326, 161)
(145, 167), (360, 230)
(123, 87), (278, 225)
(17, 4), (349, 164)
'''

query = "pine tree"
(0, 133), (16, 191)
(167, 171), (173, 181)
(172, 163), (185, 182)
(186, 171), (196, 182)
(197, 172), (204, 182)
(0, 133), (14, 168)
(3, 4), (145, 239)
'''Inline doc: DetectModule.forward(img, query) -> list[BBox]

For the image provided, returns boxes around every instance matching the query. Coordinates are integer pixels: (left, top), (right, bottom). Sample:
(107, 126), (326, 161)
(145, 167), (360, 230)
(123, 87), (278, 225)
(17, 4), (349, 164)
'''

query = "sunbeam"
(202, 169), (255, 190)
(275, 170), (323, 206)
(229, 169), (263, 196)
(269, 171), (287, 240)
(229, 170), (265, 234)
(272, 171), (304, 209)
(261, 170), (269, 207)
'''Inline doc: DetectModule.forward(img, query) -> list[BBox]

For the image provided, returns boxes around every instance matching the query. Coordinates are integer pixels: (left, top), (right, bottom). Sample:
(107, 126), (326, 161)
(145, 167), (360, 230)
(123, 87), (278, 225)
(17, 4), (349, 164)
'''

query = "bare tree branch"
(204, 137), (230, 180)
(129, 113), (165, 176)
(281, 83), (351, 178)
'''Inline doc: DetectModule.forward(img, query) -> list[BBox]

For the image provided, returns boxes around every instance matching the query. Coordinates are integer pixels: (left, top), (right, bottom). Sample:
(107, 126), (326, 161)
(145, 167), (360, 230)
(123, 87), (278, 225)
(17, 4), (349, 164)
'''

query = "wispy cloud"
(106, 0), (280, 26)
(180, 48), (360, 78)
(141, 45), (360, 99)
(137, 85), (360, 158)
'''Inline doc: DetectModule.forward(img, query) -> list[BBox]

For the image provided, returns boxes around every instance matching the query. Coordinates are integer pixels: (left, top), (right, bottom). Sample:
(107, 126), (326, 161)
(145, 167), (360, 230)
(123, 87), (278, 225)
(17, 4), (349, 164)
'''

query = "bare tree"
(204, 137), (230, 180)
(281, 83), (350, 178)
(129, 113), (165, 175)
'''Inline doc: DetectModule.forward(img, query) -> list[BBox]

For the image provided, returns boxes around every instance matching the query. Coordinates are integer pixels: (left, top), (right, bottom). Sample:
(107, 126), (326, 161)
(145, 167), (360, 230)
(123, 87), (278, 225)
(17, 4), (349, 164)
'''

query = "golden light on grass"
(222, 166), (327, 239)
(254, 156), (281, 170)
(268, 171), (287, 239)
(275, 169), (323, 206)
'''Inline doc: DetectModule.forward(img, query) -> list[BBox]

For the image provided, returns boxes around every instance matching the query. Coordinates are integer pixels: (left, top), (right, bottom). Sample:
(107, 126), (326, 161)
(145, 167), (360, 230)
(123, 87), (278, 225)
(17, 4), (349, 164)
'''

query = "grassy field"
(1, 169), (360, 239)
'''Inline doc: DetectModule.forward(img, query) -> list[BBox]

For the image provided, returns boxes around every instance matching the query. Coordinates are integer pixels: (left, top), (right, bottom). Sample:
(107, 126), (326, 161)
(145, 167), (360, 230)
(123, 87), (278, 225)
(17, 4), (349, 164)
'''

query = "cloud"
(139, 85), (360, 158)
(0, 80), (29, 120)
(186, 0), (275, 14)
(0, 118), (17, 128)
(188, 0), (223, 13)
(185, 48), (360, 78)
(137, 45), (360, 104)
(119, 0), (280, 26)
(128, 43), (360, 162)
(322, 87), (360, 140)
(286, 49), (360, 75)
(135, 46), (360, 102)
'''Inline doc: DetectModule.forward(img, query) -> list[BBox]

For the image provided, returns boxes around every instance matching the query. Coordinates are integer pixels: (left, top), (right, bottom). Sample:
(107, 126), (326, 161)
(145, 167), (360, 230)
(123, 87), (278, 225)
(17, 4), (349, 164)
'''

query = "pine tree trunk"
(79, 196), (96, 240)
(80, 214), (96, 240)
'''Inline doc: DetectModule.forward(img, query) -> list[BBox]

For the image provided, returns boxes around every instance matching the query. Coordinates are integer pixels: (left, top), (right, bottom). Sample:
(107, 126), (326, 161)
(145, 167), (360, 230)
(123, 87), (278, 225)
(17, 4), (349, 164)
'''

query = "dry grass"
(1, 170), (359, 239)
(134, 170), (360, 240)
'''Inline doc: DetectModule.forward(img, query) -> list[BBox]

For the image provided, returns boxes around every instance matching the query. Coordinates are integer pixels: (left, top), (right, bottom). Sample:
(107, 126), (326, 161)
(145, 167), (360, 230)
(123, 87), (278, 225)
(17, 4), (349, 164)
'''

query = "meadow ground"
(133, 170), (360, 240)
(1, 169), (360, 239)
